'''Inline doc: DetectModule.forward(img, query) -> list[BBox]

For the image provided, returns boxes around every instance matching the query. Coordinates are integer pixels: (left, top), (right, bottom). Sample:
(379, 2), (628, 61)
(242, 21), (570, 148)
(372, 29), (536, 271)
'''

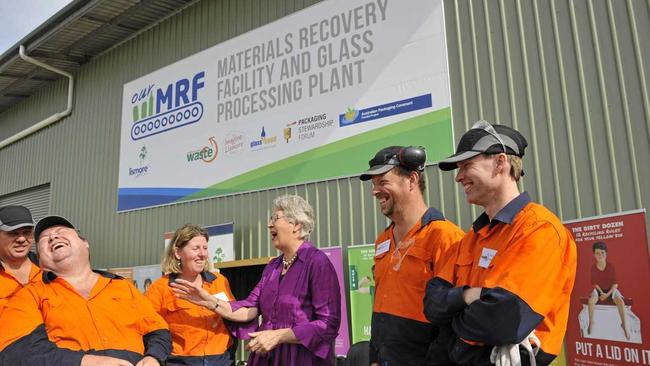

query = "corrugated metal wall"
(0, 0), (648, 268)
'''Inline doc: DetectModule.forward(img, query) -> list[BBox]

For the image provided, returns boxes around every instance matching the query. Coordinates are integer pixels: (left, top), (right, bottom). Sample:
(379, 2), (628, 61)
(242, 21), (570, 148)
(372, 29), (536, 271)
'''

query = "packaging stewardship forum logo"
(284, 113), (334, 142)
(129, 72), (205, 141)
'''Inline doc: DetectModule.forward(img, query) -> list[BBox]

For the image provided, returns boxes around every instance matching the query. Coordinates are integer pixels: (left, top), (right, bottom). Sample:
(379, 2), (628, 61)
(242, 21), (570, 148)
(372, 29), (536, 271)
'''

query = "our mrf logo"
(130, 72), (205, 140)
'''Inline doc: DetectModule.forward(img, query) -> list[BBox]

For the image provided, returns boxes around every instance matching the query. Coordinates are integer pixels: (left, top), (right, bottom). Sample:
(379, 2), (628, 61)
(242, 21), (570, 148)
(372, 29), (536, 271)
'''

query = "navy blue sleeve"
(423, 277), (467, 326)
(143, 329), (172, 364)
(0, 324), (84, 366)
(451, 287), (544, 345)
(369, 339), (379, 364)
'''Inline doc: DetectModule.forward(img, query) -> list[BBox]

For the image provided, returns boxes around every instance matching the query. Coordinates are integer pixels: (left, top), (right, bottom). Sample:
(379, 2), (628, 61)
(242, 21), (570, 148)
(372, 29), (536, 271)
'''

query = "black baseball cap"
(0, 205), (35, 232)
(34, 216), (76, 242)
(360, 146), (404, 181)
(438, 120), (528, 171)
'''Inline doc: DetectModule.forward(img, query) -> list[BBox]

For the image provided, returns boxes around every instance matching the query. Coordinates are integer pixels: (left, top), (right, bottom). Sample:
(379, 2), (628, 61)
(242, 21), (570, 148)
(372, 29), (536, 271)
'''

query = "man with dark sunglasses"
(360, 146), (464, 366)
(424, 121), (577, 366)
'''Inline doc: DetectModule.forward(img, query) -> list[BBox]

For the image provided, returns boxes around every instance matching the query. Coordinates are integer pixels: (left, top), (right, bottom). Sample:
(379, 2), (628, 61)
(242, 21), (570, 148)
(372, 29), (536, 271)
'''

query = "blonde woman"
(146, 224), (235, 366)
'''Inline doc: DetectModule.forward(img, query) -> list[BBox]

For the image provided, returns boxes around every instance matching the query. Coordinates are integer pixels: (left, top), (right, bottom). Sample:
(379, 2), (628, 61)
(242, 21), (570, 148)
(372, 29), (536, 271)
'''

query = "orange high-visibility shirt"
(0, 270), (169, 359)
(433, 194), (577, 357)
(373, 208), (464, 322)
(146, 272), (234, 357)
(0, 253), (40, 314)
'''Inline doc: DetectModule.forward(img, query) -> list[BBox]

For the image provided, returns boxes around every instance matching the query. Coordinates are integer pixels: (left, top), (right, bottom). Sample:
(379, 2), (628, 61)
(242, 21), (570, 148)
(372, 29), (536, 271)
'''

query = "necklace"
(282, 254), (298, 270)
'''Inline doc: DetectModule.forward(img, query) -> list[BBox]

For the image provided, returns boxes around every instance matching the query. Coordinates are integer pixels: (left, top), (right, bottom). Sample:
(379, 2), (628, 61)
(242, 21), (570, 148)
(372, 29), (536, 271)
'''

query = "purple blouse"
(228, 242), (341, 365)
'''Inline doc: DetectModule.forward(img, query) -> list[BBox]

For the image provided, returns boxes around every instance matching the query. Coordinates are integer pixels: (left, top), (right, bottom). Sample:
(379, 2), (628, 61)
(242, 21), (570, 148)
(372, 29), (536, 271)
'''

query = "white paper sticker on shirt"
(213, 292), (230, 301)
(479, 248), (498, 268)
(375, 240), (391, 257)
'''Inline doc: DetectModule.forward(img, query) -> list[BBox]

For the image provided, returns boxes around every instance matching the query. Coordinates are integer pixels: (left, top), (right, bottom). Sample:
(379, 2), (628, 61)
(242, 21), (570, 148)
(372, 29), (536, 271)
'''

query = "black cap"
(34, 216), (75, 242)
(360, 146), (427, 181)
(360, 146), (404, 181)
(0, 205), (35, 232)
(438, 120), (528, 171)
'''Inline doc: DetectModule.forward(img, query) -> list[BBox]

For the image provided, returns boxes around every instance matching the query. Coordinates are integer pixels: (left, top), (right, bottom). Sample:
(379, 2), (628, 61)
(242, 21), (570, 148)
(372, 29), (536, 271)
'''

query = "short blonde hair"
(272, 195), (314, 240)
(508, 155), (523, 181)
(161, 224), (210, 274)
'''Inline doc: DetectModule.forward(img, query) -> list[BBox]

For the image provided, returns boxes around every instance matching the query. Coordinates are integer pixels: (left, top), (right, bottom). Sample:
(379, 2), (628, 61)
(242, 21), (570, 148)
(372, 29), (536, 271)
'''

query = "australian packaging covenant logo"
(129, 71), (206, 141)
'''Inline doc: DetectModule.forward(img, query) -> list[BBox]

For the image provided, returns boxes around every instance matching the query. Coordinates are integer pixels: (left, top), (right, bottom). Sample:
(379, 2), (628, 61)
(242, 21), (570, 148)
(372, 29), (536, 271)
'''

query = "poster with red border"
(563, 209), (650, 366)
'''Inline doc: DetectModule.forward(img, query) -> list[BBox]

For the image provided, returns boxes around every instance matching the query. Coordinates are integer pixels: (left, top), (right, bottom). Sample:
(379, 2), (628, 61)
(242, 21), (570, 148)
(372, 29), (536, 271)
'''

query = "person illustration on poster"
(587, 241), (630, 340)
(144, 278), (152, 292)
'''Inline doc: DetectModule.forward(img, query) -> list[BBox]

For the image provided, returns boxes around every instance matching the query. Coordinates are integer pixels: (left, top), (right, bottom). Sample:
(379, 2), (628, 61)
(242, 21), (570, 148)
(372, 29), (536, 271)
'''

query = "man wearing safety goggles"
(424, 121), (577, 366)
(360, 146), (464, 366)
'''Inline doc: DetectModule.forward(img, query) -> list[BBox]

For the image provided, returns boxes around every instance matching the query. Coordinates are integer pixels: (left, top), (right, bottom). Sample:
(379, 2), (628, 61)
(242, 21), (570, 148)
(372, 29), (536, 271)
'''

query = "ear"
(408, 171), (419, 190)
(292, 222), (303, 234)
(495, 153), (508, 174)
(174, 246), (181, 260)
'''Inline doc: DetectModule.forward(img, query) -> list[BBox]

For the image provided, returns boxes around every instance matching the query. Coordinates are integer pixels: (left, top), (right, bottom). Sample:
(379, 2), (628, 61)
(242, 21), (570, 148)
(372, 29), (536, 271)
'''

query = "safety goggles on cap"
(438, 120), (527, 171)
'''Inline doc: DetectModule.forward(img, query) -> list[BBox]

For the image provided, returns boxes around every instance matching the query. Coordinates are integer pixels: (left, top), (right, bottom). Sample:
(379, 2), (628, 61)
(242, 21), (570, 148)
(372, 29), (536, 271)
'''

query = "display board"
(563, 210), (650, 366)
(347, 244), (375, 343)
(322, 246), (351, 356)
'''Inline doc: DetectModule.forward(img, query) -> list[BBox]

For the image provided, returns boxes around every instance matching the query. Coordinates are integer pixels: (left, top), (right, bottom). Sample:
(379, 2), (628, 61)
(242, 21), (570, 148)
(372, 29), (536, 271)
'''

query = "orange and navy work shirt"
(424, 192), (577, 365)
(370, 207), (464, 364)
(0, 270), (171, 365)
(145, 272), (234, 360)
(0, 252), (40, 314)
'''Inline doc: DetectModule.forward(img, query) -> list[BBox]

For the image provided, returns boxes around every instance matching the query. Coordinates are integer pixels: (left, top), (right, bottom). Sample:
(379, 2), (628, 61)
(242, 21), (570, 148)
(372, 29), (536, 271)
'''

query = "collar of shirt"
(168, 270), (217, 285)
(272, 241), (315, 270)
(421, 207), (445, 228)
(42, 269), (120, 284)
(472, 191), (531, 232)
(384, 207), (446, 236)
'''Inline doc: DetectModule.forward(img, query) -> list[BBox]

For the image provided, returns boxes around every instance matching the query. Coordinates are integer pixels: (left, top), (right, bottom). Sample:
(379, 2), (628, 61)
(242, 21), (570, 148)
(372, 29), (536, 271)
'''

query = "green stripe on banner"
(177, 108), (452, 201)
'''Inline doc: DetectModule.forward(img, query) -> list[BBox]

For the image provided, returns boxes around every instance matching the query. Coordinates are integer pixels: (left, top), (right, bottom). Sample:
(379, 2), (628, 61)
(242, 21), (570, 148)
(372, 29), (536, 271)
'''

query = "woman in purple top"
(170, 194), (341, 365)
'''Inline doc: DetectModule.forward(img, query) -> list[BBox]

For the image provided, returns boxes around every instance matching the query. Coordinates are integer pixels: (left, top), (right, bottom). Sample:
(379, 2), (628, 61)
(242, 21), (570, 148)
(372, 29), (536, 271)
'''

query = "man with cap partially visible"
(424, 121), (576, 365)
(0, 205), (40, 314)
(360, 146), (464, 366)
(0, 215), (172, 366)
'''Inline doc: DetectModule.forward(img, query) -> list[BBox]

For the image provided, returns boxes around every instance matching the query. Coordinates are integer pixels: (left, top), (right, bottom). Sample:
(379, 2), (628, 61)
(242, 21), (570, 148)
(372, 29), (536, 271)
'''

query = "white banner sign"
(119, 0), (452, 211)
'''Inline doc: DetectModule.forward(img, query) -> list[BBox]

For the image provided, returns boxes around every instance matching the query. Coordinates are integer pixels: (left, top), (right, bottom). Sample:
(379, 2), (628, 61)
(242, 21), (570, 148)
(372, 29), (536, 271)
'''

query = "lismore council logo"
(249, 126), (277, 151)
(186, 136), (218, 163)
(129, 145), (150, 177)
(129, 71), (205, 141)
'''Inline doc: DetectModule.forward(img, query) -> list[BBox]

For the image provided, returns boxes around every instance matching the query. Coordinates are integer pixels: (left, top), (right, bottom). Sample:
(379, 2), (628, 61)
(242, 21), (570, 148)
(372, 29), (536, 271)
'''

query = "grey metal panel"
(0, 184), (51, 222)
(0, 0), (648, 269)
(442, 0), (650, 230)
